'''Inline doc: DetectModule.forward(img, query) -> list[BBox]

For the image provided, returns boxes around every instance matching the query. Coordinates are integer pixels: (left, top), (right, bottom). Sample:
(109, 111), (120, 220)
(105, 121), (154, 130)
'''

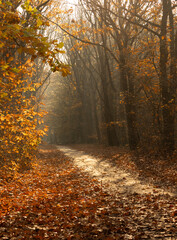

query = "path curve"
(57, 146), (174, 196)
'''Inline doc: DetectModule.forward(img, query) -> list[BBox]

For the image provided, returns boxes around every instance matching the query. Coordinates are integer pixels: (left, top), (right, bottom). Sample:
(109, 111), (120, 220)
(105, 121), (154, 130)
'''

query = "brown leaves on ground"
(69, 144), (177, 194)
(0, 145), (176, 239)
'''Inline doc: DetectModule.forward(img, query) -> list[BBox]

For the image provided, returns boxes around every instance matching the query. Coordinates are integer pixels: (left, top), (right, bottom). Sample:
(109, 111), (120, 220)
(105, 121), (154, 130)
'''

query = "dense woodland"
(0, 0), (177, 173)
(0, 1), (177, 239)
(43, 0), (177, 155)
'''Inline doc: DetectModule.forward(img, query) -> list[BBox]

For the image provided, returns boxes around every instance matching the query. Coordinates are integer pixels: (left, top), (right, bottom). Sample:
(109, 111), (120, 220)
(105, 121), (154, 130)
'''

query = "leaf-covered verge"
(69, 144), (177, 195)
(0, 145), (176, 239)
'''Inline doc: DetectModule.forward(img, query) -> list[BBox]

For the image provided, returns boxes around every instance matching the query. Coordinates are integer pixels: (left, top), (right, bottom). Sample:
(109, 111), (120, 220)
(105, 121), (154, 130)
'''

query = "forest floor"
(69, 144), (177, 196)
(0, 144), (176, 239)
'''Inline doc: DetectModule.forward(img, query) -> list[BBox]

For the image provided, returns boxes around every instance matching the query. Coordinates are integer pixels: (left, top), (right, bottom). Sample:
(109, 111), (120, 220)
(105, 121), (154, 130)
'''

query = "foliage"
(0, 0), (70, 172)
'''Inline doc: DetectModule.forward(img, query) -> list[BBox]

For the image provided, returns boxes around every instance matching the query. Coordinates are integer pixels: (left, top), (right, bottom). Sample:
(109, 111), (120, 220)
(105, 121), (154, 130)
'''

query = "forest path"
(57, 146), (174, 197)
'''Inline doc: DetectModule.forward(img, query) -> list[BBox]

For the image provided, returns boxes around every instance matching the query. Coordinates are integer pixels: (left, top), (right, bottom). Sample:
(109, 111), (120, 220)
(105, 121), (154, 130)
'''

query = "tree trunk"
(119, 53), (139, 150)
(160, 0), (175, 152)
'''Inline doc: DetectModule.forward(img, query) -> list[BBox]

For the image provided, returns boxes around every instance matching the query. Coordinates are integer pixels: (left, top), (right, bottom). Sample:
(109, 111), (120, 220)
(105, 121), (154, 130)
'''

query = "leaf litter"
(57, 146), (175, 196)
(0, 144), (176, 239)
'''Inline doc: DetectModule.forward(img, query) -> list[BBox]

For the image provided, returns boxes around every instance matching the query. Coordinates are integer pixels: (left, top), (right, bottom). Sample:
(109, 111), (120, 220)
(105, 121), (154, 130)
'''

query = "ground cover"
(69, 144), (177, 195)
(0, 145), (176, 239)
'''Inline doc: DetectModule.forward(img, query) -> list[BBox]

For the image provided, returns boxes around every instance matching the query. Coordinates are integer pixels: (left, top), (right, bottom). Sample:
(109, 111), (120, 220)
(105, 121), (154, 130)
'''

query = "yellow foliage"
(0, 0), (69, 173)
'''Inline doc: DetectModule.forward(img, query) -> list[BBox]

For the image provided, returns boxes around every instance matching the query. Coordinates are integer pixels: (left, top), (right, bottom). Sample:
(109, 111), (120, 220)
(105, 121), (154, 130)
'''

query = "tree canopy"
(0, 0), (70, 172)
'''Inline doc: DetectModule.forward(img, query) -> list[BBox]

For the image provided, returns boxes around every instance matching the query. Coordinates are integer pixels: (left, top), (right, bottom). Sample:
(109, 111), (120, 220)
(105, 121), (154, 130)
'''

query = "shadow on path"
(57, 146), (175, 197)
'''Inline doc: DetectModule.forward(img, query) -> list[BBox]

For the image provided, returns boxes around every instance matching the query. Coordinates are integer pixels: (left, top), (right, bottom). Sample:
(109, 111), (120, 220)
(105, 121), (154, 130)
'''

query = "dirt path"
(57, 146), (175, 196)
(1, 146), (176, 239)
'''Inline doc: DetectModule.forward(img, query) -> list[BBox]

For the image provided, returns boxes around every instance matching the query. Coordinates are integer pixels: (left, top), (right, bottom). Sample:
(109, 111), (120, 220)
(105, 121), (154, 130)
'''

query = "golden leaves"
(0, 0), (71, 174)
(57, 42), (64, 48)
(36, 18), (43, 27)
